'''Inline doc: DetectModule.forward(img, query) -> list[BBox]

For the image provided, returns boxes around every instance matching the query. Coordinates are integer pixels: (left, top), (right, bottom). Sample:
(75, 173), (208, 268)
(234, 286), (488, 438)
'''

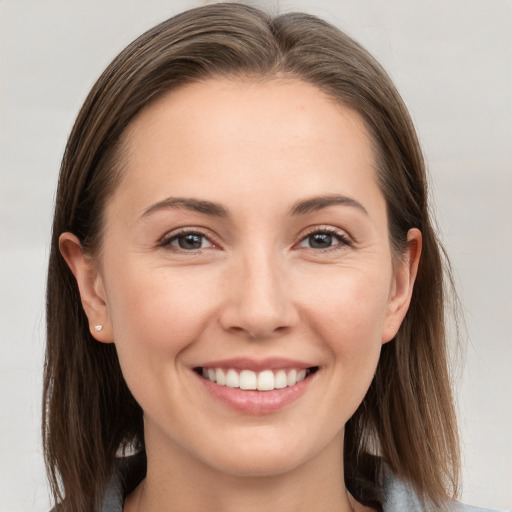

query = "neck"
(126, 424), (359, 512)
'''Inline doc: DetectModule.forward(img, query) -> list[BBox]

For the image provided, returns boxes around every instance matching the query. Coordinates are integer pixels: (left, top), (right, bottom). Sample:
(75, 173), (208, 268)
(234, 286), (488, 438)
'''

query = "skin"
(61, 78), (421, 512)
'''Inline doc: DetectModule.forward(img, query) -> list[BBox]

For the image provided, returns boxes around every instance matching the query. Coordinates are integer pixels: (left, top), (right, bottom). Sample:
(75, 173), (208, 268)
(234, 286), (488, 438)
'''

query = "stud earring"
(94, 324), (103, 332)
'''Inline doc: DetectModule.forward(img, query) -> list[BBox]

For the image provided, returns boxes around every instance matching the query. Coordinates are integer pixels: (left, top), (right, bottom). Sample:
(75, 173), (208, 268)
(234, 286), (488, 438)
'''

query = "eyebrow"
(142, 197), (229, 218)
(290, 194), (368, 216)
(141, 193), (367, 219)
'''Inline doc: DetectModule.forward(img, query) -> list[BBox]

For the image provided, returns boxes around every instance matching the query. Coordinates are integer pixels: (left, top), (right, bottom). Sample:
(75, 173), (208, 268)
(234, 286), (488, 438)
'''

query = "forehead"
(111, 78), (382, 219)
(124, 77), (372, 149)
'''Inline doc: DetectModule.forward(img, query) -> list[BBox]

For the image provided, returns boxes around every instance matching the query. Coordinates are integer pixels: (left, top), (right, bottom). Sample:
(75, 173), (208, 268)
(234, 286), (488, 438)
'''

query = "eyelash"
(159, 228), (217, 253)
(159, 226), (352, 253)
(297, 226), (352, 252)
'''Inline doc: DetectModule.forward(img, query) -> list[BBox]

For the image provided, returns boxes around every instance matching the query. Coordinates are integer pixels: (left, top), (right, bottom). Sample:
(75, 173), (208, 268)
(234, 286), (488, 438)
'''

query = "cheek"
(102, 263), (225, 424)
(296, 265), (391, 401)
(104, 263), (220, 369)
(298, 265), (391, 345)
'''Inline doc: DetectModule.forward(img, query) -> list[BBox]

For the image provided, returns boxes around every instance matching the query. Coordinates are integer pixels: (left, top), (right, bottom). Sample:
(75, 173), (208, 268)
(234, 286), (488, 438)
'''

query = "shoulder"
(56, 453), (506, 512)
(101, 452), (146, 512)
(47, 453), (142, 512)
(381, 463), (507, 512)
(455, 506), (510, 512)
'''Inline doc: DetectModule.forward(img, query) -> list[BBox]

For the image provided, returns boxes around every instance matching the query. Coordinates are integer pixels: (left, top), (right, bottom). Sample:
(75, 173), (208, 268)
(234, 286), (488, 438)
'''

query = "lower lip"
(195, 372), (313, 415)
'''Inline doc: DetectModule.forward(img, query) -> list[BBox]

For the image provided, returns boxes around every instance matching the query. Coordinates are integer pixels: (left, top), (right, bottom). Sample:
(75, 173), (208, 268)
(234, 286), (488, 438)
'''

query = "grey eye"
(167, 232), (214, 250)
(307, 232), (334, 249)
(297, 230), (350, 250)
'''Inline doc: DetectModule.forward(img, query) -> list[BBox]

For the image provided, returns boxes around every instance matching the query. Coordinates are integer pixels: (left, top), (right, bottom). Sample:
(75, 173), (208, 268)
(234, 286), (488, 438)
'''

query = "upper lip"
(194, 357), (316, 372)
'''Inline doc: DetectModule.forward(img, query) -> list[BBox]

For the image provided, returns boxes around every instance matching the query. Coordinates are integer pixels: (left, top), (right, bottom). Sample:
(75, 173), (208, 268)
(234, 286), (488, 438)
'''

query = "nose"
(219, 249), (299, 340)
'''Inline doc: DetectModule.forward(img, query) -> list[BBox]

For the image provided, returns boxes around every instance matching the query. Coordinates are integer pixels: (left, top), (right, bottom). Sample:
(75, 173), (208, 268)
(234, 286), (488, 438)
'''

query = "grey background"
(1, 1), (510, 510)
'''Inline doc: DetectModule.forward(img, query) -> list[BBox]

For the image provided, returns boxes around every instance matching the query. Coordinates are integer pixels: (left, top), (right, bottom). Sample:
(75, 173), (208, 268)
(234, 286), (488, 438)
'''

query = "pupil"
(179, 234), (202, 249)
(310, 233), (332, 248)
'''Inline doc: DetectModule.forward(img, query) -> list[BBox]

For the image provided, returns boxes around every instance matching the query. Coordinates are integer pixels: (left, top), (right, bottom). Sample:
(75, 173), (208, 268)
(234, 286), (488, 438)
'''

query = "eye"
(162, 230), (215, 251)
(297, 229), (351, 250)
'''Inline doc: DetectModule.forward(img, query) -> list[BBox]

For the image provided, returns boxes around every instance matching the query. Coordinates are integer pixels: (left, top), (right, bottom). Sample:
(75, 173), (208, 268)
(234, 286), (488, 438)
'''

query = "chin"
(197, 429), (321, 478)
(211, 452), (305, 478)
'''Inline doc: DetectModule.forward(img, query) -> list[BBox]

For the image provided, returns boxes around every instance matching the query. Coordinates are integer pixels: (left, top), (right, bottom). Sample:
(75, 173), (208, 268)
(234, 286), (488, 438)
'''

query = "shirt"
(97, 453), (503, 512)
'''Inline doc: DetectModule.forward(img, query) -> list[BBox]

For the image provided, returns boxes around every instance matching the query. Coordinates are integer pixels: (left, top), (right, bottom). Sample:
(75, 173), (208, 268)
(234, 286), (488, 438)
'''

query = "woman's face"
(68, 78), (419, 477)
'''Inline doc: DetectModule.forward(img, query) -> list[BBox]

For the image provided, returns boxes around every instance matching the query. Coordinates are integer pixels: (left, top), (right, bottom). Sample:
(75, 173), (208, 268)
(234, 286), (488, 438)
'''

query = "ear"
(59, 232), (114, 343)
(382, 228), (422, 344)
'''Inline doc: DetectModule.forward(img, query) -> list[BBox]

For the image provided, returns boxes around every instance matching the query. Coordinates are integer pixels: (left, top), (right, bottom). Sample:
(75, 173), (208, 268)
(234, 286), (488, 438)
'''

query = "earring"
(94, 324), (103, 332)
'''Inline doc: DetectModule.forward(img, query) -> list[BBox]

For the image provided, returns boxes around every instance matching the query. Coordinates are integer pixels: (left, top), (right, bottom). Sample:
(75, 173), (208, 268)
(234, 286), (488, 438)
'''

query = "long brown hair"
(44, 3), (460, 511)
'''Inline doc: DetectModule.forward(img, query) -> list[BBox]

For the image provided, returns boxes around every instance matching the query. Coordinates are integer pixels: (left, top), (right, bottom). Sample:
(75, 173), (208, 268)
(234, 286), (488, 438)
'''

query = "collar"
(100, 452), (499, 512)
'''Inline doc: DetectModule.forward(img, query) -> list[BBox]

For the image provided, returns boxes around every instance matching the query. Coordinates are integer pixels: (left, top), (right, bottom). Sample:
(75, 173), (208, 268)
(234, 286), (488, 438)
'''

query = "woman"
(43, 3), (496, 512)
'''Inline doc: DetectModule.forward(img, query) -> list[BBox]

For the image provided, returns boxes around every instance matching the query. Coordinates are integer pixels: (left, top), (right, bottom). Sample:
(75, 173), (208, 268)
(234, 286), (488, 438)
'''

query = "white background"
(0, 1), (510, 510)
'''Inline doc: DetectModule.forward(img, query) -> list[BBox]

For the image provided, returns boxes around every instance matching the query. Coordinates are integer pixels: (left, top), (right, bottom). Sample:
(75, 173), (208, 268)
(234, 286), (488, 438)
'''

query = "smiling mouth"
(194, 366), (319, 391)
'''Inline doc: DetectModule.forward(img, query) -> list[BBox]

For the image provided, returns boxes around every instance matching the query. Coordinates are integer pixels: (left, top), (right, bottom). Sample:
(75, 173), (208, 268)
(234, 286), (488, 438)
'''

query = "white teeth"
(225, 369), (240, 388)
(240, 370), (257, 390)
(274, 369), (287, 389)
(215, 368), (226, 386)
(287, 369), (297, 386)
(200, 367), (314, 391)
(257, 370), (274, 391)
